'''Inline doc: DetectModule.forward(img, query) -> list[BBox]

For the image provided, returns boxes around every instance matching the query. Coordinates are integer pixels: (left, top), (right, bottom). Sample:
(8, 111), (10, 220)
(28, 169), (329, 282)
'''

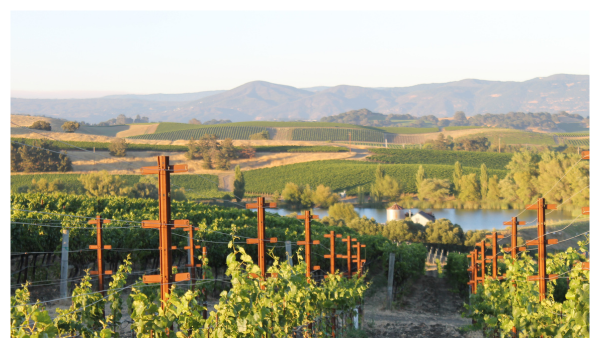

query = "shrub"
(29, 121), (51, 131)
(61, 121), (80, 133)
(109, 138), (127, 157)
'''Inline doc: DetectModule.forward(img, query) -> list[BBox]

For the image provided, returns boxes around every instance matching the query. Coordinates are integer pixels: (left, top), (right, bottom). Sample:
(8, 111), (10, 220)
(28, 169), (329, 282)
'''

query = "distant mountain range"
(11, 74), (588, 123)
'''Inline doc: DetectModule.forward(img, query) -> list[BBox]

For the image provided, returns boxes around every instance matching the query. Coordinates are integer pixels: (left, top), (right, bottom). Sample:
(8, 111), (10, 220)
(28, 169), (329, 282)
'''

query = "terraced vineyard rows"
(334, 141), (420, 149)
(565, 138), (590, 146)
(368, 149), (513, 170)
(291, 128), (385, 142)
(554, 132), (589, 137)
(244, 160), (508, 194)
(127, 126), (273, 141)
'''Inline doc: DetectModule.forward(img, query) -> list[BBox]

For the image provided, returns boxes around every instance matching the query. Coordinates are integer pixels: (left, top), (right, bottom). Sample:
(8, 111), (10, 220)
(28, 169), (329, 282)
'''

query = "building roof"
(414, 211), (435, 221)
(387, 203), (403, 210)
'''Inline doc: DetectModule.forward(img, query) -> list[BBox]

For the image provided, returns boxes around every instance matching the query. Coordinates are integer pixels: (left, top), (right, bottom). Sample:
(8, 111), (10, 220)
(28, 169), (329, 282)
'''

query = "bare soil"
(364, 271), (481, 338)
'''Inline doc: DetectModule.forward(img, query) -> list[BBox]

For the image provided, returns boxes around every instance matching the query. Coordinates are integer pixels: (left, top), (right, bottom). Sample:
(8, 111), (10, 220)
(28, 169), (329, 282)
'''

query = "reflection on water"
(268, 207), (578, 231)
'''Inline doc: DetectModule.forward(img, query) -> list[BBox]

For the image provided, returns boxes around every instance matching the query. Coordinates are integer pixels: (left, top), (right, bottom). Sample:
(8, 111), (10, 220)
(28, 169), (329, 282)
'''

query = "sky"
(11, 11), (590, 98)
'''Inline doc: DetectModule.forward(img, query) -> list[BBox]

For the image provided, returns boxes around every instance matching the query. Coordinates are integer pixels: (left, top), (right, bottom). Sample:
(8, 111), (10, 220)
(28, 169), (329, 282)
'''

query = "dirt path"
(364, 272), (481, 338)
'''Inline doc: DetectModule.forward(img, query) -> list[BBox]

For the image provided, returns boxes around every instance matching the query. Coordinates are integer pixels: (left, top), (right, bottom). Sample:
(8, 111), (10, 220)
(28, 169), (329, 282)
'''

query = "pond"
(268, 206), (579, 232)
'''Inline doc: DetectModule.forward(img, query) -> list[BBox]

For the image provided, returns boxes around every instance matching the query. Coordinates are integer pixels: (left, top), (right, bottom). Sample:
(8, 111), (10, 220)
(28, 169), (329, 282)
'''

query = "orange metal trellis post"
(525, 198), (558, 301)
(176, 223), (204, 291)
(297, 210), (321, 280)
(323, 232), (341, 276)
(140, 156), (190, 308)
(89, 215), (112, 318)
(352, 242), (366, 278)
(485, 232), (504, 279)
(467, 250), (477, 293)
(502, 217), (525, 338)
(246, 197), (277, 282)
(476, 240), (487, 285)
(337, 236), (356, 278)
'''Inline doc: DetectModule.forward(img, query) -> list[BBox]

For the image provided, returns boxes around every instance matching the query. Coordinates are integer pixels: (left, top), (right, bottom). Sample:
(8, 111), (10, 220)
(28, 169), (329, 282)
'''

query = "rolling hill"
(11, 74), (589, 123)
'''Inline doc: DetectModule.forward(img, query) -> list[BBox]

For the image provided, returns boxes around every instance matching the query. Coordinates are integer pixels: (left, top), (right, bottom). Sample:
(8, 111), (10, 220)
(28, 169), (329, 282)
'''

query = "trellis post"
(337, 236), (356, 278)
(140, 156), (190, 309)
(246, 197), (277, 286)
(485, 232), (504, 279)
(60, 229), (69, 298)
(297, 210), (320, 280)
(525, 198), (558, 301)
(387, 253), (395, 310)
(323, 231), (340, 276)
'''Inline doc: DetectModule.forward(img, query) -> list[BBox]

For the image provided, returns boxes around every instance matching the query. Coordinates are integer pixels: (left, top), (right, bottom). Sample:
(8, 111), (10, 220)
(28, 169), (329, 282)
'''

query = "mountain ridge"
(11, 75), (588, 123)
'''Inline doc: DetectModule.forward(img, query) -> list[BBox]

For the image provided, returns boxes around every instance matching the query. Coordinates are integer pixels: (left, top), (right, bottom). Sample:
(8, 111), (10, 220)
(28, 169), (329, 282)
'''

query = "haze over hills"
(11, 74), (588, 123)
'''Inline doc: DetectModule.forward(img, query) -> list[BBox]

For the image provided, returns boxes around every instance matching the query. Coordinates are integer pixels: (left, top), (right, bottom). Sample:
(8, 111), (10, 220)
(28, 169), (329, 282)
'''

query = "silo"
(386, 203), (403, 222)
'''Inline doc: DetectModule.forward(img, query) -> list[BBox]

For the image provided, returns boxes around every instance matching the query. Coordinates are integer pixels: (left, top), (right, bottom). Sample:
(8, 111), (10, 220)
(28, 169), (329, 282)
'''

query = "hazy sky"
(11, 11), (589, 98)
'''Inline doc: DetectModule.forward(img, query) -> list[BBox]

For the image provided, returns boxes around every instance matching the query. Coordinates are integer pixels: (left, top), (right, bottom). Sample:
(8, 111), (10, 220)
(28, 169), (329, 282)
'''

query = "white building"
(386, 203), (403, 222)
(411, 211), (436, 226)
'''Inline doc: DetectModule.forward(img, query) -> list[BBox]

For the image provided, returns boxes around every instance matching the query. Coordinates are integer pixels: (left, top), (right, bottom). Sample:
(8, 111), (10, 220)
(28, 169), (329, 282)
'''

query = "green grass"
(378, 127), (439, 134)
(368, 149), (513, 170)
(254, 145), (349, 152)
(244, 160), (508, 195)
(457, 130), (556, 146)
(11, 173), (221, 196)
(444, 126), (491, 131)
(11, 138), (188, 152)
(78, 125), (131, 137)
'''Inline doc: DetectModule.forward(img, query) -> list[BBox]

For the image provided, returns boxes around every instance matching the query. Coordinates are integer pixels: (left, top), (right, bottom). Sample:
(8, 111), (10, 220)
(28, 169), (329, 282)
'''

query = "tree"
(233, 165), (245, 202)
(220, 138), (236, 161)
(186, 138), (202, 160)
(109, 138), (127, 157)
(328, 203), (359, 222)
(453, 161), (463, 194)
(464, 230), (487, 246)
(418, 178), (451, 203)
(486, 175), (500, 201)
(480, 163), (488, 200)
(189, 118), (202, 125)
(458, 173), (481, 202)
(424, 219), (464, 245)
(281, 182), (302, 204)
(300, 184), (314, 207)
(415, 165), (426, 196)
(78, 171), (127, 197)
(382, 219), (425, 242)
(371, 164), (402, 202)
(453, 111), (467, 124)
(61, 121), (80, 133)
(271, 190), (280, 203)
(312, 185), (340, 208)
(30, 178), (65, 193)
(11, 139), (72, 172)
(347, 216), (380, 236)
(29, 121), (51, 131)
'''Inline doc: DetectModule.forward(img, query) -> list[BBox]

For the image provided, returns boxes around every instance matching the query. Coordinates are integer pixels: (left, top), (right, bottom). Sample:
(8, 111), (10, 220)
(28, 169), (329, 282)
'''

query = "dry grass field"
(11, 115), (68, 133)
